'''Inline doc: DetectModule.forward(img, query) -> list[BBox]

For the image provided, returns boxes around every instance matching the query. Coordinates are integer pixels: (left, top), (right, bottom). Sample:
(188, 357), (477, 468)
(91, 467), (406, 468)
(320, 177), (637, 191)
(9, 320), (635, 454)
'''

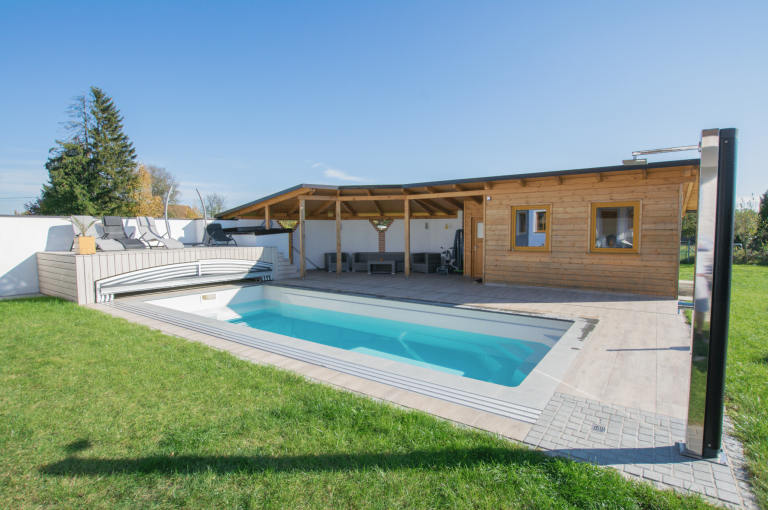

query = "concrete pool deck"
(90, 272), (756, 507)
(281, 271), (692, 419)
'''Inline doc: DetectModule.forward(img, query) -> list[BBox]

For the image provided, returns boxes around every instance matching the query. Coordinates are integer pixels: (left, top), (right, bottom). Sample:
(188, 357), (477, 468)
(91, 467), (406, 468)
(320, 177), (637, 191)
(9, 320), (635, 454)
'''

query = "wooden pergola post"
(299, 199), (306, 279)
(265, 204), (270, 230)
(336, 200), (342, 277)
(404, 198), (410, 278)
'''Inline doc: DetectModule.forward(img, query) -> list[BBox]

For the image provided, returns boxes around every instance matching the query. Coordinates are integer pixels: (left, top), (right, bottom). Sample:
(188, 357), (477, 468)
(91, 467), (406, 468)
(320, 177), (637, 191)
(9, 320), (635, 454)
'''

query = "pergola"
(217, 180), (494, 278)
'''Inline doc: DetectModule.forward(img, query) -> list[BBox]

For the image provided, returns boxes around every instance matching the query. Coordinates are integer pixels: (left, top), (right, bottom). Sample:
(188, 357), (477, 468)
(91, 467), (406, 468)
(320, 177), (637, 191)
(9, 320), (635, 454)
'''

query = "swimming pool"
(122, 284), (591, 422)
(224, 298), (554, 387)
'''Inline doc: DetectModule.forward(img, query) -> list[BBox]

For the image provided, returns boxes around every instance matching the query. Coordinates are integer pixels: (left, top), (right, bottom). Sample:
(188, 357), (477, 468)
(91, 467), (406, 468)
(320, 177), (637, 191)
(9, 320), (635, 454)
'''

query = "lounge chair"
(205, 223), (237, 246)
(70, 215), (125, 252)
(102, 216), (147, 250)
(136, 217), (185, 249)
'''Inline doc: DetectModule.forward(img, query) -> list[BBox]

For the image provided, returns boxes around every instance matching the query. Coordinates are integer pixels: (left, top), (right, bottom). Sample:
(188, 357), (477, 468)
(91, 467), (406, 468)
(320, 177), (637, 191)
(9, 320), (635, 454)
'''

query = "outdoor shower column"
(336, 200), (342, 277)
(404, 198), (411, 278)
(684, 128), (738, 460)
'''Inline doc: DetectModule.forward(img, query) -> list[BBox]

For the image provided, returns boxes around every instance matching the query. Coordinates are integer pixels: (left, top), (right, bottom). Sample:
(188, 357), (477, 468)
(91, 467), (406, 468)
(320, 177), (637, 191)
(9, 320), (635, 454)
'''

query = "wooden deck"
(37, 247), (289, 305)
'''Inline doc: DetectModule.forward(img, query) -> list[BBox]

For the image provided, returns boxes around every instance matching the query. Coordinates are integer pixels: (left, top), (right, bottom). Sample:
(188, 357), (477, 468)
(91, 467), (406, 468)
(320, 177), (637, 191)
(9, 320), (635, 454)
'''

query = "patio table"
(367, 260), (396, 274)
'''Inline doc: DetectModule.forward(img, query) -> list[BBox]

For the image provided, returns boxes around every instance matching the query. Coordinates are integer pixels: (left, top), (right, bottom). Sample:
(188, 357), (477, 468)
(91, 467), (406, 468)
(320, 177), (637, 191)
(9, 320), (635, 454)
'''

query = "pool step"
(275, 252), (299, 280)
(107, 301), (543, 424)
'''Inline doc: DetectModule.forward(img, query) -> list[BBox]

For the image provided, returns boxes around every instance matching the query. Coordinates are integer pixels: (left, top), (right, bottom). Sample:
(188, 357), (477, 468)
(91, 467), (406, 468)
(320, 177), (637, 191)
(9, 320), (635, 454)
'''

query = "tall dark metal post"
(684, 128), (738, 460)
(701, 128), (738, 458)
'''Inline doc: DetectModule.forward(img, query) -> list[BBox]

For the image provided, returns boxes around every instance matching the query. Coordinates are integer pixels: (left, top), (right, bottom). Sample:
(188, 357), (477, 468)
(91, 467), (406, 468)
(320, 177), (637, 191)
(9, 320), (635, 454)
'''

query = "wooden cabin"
(219, 159), (700, 298)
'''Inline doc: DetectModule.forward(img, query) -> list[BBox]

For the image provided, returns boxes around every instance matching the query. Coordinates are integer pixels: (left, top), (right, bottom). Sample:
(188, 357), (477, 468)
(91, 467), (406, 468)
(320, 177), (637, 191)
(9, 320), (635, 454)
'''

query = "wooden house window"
(510, 204), (551, 252)
(590, 201), (640, 254)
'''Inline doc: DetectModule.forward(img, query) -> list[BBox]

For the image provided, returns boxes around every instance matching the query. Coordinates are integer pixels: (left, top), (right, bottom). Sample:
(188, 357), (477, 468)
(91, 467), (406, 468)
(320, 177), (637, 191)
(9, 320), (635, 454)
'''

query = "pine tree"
(88, 87), (138, 215)
(27, 87), (139, 216)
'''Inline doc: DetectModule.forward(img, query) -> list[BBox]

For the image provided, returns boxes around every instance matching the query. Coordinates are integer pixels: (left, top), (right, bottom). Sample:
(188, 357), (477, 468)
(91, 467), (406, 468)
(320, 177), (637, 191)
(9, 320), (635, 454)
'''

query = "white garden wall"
(0, 216), (289, 298)
(0, 214), (459, 298)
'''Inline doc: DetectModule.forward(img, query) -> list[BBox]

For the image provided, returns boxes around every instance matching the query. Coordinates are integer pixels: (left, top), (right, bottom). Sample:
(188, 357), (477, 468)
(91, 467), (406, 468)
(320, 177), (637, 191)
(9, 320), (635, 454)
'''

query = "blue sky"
(1, 1), (766, 215)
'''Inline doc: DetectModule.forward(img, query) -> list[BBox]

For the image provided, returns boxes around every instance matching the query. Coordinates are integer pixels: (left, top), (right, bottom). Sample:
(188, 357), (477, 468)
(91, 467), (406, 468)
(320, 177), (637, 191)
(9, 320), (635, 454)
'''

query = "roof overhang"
(217, 158), (701, 220)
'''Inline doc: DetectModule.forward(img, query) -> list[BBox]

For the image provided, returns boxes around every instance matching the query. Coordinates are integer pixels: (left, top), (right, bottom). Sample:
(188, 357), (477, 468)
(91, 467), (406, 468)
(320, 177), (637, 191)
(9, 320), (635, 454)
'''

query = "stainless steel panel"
(685, 128), (719, 457)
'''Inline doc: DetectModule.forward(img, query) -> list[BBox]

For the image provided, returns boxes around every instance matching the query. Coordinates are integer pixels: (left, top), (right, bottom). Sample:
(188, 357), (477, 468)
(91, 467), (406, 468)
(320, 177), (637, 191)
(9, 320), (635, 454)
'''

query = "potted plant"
(70, 217), (97, 255)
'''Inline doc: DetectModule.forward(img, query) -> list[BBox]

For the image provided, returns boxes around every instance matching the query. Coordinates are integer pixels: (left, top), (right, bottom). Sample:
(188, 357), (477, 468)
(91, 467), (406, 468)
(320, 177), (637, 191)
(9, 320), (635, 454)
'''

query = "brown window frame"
(589, 201), (641, 254)
(510, 204), (551, 252)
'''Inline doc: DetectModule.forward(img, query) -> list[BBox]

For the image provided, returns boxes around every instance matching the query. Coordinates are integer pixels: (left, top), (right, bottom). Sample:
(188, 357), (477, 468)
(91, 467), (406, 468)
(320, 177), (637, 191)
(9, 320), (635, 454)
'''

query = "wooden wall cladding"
(465, 166), (697, 298)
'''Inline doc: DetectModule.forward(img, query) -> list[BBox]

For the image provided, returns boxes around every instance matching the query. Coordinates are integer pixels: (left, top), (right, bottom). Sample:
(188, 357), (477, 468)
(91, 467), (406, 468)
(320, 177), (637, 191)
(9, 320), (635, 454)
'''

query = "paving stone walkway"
(523, 393), (759, 508)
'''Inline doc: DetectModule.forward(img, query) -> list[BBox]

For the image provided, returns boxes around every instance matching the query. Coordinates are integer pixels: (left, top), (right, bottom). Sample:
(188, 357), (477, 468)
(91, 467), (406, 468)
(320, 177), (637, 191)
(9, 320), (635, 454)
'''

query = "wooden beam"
(420, 198), (452, 215)
(222, 187), (315, 218)
(336, 200), (342, 276)
(299, 200), (306, 279)
(413, 199), (436, 216)
(595, 173), (602, 183)
(443, 197), (464, 209)
(265, 204), (270, 230)
(554, 176), (562, 185)
(425, 186), (441, 193)
(682, 181), (694, 217)
(404, 199), (410, 278)
(484, 182), (493, 190)
(309, 200), (335, 217)
(341, 201), (357, 216)
(452, 184), (482, 204)
(288, 199), (301, 214)
(640, 168), (647, 180)
(516, 179), (526, 188)
(365, 190), (382, 215)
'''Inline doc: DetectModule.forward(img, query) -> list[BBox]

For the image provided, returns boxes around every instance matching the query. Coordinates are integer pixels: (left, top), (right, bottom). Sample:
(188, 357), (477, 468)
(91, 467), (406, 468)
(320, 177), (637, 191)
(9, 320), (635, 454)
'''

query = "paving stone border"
(523, 393), (759, 508)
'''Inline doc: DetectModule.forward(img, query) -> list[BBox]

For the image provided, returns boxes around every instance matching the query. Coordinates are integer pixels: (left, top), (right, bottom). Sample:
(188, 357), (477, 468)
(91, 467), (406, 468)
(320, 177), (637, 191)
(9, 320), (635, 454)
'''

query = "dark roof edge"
(404, 158), (701, 189)
(220, 158), (700, 217)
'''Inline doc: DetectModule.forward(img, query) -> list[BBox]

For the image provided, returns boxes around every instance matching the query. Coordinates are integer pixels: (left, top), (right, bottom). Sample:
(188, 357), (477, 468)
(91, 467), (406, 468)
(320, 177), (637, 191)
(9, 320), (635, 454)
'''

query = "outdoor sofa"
(410, 253), (441, 273)
(324, 252), (351, 272)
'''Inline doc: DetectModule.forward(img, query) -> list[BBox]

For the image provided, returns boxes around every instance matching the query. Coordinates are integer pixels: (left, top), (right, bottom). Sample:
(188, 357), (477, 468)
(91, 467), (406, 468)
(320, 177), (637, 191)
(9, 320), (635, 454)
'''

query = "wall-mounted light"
(486, 196), (491, 201)
(445, 224), (449, 229)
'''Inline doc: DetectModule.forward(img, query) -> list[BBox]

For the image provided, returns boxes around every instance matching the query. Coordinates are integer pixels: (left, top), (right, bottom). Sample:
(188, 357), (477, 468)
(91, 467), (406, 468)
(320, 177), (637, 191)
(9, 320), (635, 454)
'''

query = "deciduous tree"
(204, 192), (228, 217)
(734, 196), (760, 263)
(146, 164), (181, 205)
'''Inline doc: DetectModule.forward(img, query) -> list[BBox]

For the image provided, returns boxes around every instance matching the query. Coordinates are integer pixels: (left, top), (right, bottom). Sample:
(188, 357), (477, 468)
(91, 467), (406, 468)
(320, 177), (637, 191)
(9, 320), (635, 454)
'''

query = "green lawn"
(721, 265), (768, 507)
(677, 264), (768, 507)
(0, 298), (713, 509)
(679, 262), (694, 282)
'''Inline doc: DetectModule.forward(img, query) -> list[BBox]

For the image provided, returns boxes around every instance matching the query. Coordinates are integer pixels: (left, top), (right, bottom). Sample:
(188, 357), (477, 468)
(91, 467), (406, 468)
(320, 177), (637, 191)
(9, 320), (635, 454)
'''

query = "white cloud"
(311, 162), (323, 168)
(323, 168), (367, 182)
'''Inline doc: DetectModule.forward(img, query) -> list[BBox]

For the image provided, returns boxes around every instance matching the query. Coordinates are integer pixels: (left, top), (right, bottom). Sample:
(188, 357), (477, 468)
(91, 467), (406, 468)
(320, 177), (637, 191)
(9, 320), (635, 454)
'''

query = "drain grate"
(592, 424), (606, 433)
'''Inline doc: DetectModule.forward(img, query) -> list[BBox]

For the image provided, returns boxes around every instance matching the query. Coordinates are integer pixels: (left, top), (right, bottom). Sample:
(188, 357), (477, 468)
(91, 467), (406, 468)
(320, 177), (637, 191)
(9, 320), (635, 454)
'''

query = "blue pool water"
(227, 300), (552, 387)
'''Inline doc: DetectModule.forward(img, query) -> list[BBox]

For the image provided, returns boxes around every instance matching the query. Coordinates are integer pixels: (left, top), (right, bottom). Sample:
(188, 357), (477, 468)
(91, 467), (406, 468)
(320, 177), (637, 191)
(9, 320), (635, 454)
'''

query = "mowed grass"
(679, 262), (694, 282)
(722, 266), (768, 507)
(0, 298), (715, 509)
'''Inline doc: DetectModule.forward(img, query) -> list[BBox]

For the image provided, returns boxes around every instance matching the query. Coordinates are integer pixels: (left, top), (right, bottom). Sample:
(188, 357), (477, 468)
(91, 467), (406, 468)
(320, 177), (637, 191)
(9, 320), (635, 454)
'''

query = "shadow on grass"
(40, 447), (547, 476)
(64, 439), (92, 454)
